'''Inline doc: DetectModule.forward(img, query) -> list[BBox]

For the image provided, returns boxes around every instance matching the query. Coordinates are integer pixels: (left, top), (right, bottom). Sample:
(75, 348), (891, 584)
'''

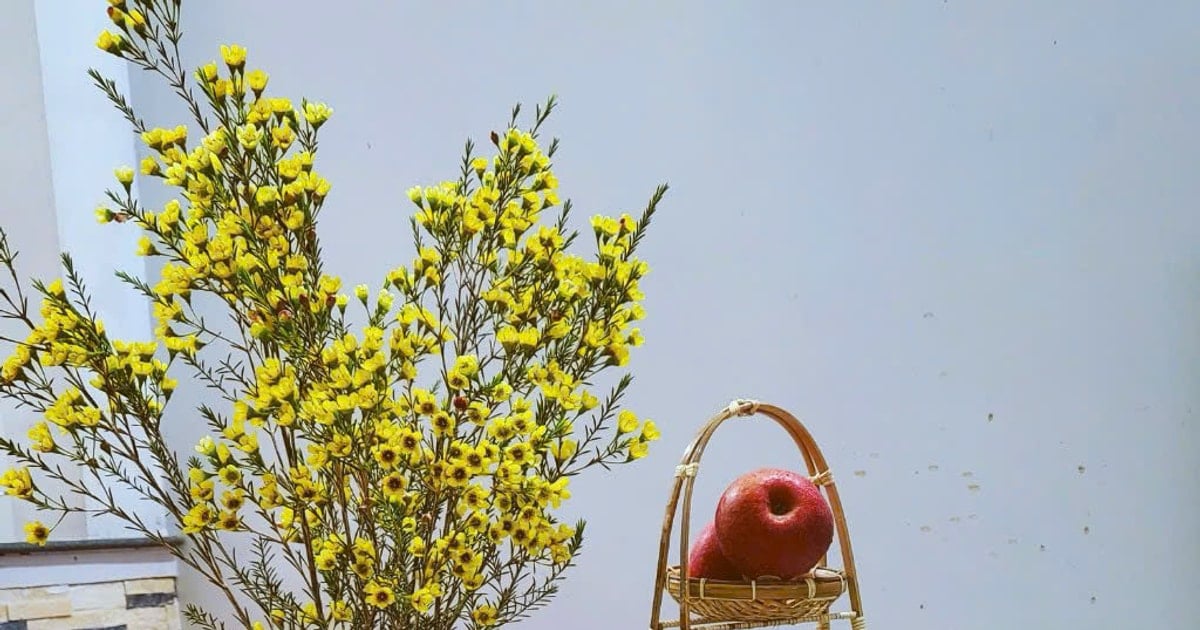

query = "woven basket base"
(665, 566), (845, 623)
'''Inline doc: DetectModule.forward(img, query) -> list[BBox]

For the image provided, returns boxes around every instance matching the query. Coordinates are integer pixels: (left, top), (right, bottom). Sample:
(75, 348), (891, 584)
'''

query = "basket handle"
(648, 399), (865, 630)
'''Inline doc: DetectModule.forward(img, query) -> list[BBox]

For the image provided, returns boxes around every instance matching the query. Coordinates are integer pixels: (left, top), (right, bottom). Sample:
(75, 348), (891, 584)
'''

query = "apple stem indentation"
(767, 486), (794, 516)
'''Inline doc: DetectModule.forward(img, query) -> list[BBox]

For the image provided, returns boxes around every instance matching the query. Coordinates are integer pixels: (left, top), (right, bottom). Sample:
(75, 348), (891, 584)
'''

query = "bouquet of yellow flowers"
(0, 1), (666, 628)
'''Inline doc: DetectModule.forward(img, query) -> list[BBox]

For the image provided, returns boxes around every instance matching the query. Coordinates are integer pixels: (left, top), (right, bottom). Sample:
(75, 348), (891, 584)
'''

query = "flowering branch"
(0, 2), (666, 629)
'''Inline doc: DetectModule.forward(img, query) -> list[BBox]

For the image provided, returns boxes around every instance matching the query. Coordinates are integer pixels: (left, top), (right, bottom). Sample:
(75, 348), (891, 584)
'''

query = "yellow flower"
(270, 125), (295, 150)
(364, 580), (394, 609)
(304, 102), (333, 127)
(195, 436), (216, 456)
(628, 438), (649, 460)
(198, 61), (218, 83)
(114, 166), (134, 187)
(470, 156), (488, 177)
(550, 543), (573, 565)
(617, 409), (638, 434)
(237, 123), (261, 149)
(182, 503), (216, 534)
(395, 427), (422, 459)
(218, 464), (241, 486)
(504, 441), (535, 467)
(123, 9), (147, 35)
(299, 602), (320, 625)
(411, 389), (438, 416)
(409, 583), (441, 613)
(429, 411), (454, 437)
(327, 432), (352, 458)
(381, 472), (406, 502)
(591, 214), (619, 237)
(444, 462), (471, 487)
(315, 549), (337, 571)
(246, 69), (268, 93)
(136, 236), (156, 257)
(463, 573), (485, 591)
(96, 30), (123, 54)
(27, 422), (54, 452)
(220, 44), (247, 70)
(213, 78), (232, 99)
(407, 536), (426, 557)
(24, 521), (49, 546)
(1, 468), (34, 499)
(459, 484), (489, 512)
(375, 290), (393, 312)
(190, 479), (214, 502)
(446, 369), (469, 390)
(353, 536), (376, 560)
(548, 438), (577, 463)
(641, 420), (660, 441)
(453, 353), (479, 377)
(472, 604), (499, 626)
(220, 489), (245, 512)
(215, 510), (242, 531)
(140, 156), (161, 176)
(254, 185), (279, 208)
(465, 401), (490, 426)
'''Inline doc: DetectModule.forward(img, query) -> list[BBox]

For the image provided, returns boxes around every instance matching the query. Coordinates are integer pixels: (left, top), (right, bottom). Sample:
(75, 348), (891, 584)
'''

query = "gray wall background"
(9, 1), (1199, 628)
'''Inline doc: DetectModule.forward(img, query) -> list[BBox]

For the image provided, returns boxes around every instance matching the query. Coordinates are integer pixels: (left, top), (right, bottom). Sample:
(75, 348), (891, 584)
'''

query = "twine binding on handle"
(674, 463), (699, 478)
(809, 469), (834, 486)
(726, 398), (762, 417)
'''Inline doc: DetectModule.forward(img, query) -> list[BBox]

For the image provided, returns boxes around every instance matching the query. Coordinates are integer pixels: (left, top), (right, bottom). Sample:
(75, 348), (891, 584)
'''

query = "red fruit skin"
(714, 467), (834, 580)
(686, 521), (743, 580)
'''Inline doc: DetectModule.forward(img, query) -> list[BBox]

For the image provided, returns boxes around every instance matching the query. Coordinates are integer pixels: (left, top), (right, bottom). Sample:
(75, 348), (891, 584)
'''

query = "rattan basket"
(648, 399), (866, 630)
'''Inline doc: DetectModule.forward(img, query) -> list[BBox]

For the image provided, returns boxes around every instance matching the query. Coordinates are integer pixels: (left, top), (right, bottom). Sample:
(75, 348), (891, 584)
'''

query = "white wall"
(0, 0), (64, 546)
(0, 0), (171, 546)
(14, 0), (1200, 628)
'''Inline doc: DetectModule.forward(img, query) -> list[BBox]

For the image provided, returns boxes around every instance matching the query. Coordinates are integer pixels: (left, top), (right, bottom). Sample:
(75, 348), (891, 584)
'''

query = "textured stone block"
(23, 620), (69, 630)
(121, 579), (174, 596)
(164, 601), (180, 630)
(0, 588), (66, 606)
(122, 607), (166, 630)
(38, 608), (121, 629)
(69, 583), (126, 611)
(125, 593), (174, 610)
(5, 596), (70, 621)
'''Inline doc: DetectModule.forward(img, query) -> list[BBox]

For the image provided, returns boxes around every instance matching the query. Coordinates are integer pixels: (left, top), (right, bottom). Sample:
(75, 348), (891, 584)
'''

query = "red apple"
(714, 467), (834, 579)
(686, 520), (743, 580)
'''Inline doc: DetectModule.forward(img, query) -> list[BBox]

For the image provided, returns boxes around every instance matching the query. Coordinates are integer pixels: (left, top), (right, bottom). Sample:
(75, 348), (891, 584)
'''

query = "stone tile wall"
(0, 577), (180, 630)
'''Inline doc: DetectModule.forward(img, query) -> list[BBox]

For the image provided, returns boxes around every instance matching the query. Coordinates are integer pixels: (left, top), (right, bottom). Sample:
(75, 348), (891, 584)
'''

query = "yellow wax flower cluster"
(0, 6), (665, 628)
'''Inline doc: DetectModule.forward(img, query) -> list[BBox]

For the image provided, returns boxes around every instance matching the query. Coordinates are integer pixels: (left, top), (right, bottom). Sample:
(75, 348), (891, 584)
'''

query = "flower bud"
(198, 62), (219, 84)
(96, 31), (124, 56)
(114, 166), (134, 189)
